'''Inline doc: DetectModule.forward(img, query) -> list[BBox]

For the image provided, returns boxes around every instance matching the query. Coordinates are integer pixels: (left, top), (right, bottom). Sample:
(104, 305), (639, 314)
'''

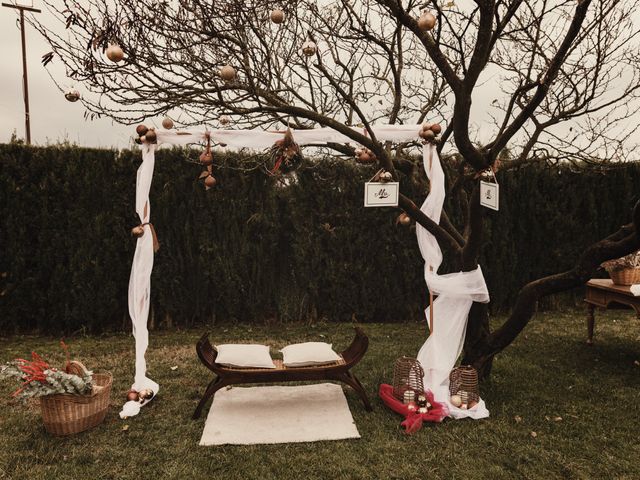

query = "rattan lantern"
(392, 357), (424, 404)
(449, 365), (479, 408)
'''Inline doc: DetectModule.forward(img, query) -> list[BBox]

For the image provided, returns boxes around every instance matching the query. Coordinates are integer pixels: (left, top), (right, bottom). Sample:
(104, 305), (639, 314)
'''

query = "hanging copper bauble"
(219, 65), (236, 82)
(161, 117), (174, 129)
(422, 129), (436, 142)
(136, 124), (149, 136)
(270, 9), (285, 24)
(145, 129), (157, 143)
(131, 225), (145, 237)
(64, 88), (80, 102)
(302, 40), (317, 57)
(204, 175), (217, 188)
(430, 123), (442, 135)
(127, 390), (139, 402)
(398, 213), (411, 226)
(417, 12), (437, 31)
(106, 44), (124, 62)
(199, 150), (213, 165)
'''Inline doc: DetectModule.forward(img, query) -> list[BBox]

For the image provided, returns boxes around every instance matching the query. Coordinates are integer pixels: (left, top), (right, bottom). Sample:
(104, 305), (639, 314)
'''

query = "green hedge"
(1, 143), (638, 333)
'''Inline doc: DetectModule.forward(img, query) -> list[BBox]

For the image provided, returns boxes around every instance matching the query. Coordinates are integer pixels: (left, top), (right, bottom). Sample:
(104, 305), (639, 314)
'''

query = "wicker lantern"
(449, 365), (480, 408)
(392, 357), (424, 403)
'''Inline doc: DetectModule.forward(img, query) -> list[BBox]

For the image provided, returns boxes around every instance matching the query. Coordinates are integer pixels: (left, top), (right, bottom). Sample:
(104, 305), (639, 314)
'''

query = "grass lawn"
(1, 309), (639, 480)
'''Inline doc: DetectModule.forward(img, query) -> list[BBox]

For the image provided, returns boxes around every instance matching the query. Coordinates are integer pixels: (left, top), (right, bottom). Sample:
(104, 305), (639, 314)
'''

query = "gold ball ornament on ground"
(450, 394), (462, 407)
(127, 390), (139, 402)
(220, 65), (236, 82)
(418, 12), (437, 31)
(106, 44), (124, 62)
(302, 40), (317, 57)
(64, 88), (80, 102)
(270, 9), (285, 24)
(161, 117), (174, 129)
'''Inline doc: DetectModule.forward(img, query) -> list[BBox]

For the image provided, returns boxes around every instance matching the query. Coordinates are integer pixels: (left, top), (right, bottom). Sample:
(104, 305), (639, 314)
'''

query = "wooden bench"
(192, 327), (373, 419)
(585, 279), (640, 345)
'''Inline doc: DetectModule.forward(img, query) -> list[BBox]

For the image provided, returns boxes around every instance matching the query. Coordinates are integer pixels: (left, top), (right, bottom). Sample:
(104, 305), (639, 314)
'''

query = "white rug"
(199, 383), (361, 446)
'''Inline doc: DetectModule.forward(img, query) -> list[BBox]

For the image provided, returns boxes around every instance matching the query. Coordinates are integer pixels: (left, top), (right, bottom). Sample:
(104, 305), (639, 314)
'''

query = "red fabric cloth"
(379, 384), (449, 433)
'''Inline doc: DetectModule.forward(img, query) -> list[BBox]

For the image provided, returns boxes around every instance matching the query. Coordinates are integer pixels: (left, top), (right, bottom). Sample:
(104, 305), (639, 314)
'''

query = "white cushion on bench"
(281, 342), (341, 367)
(215, 344), (276, 369)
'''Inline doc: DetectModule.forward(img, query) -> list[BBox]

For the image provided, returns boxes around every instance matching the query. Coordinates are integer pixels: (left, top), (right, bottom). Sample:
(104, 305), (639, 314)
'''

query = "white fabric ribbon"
(416, 144), (490, 420)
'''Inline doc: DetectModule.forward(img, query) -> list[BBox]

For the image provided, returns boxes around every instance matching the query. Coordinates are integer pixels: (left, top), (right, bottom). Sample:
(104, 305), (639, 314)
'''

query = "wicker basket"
(608, 267), (640, 286)
(392, 357), (424, 403)
(39, 369), (112, 436)
(449, 365), (479, 406)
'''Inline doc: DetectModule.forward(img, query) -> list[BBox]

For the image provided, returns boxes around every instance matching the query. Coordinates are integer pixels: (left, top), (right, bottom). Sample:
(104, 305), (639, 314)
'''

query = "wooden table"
(584, 279), (640, 345)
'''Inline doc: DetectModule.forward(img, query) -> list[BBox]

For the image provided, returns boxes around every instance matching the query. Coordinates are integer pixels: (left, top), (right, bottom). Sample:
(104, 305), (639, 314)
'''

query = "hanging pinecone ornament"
(106, 44), (124, 62)
(266, 128), (302, 175)
(417, 11), (437, 31)
(270, 9), (285, 24)
(219, 65), (236, 82)
(161, 117), (174, 129)
(219, 115), (231, 126)
(64, 88), (80, 102)
(302, 40), (317, 57)
(355, 147), (376, 164)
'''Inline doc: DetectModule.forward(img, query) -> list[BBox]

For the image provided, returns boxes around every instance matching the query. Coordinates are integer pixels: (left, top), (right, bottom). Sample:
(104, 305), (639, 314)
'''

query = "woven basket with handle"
(608, 267), (640, 286)
(39, 361), (112, 436)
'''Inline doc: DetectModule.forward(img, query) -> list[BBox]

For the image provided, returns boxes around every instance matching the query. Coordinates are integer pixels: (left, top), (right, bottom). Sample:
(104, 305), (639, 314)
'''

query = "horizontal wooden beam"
(2, 2), (41, 13)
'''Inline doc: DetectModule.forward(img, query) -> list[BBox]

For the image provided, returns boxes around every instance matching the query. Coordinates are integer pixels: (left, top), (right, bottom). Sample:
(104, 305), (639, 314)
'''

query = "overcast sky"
(1, 2), (638, 151)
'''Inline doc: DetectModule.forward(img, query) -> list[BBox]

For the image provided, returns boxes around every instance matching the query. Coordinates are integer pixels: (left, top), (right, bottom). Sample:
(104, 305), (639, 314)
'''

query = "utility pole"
(2, 1), (41, 144)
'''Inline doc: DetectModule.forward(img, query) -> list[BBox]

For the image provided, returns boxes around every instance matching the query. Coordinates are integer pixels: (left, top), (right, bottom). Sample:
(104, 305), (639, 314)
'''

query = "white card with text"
(480, 180), (499, 211)
(364, 182), (399, 207)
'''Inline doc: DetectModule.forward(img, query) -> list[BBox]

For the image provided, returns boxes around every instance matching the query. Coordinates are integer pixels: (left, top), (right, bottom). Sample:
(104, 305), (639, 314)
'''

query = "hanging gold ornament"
(219, 65), (236, 81)
(417, 12), (437, 31)
(430, 123), (442, 135)
(64, 88), (80, 102)
(106, 44), (124, 62)
(379, 171), (393, 182)
(131, 225), (145, 238)
(270, 9), (285, 24)
(161, 117), (174, 129)
(301, 40), (317, 57)
(136, 124), (149, 136)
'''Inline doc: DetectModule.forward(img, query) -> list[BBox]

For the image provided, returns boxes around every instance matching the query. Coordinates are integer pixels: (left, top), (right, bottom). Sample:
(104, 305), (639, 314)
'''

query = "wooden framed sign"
(364, 182), (399, 207)
(480, 180), (499, 211)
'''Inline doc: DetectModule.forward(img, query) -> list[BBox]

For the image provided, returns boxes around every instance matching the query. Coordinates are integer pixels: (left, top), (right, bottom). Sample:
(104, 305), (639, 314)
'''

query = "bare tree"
(32, 0), (640, 375)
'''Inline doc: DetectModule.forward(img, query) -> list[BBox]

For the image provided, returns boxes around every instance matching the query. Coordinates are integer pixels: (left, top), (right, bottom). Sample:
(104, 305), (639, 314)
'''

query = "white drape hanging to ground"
(124, 125), (489, 419)
(416, 144), (490, 420)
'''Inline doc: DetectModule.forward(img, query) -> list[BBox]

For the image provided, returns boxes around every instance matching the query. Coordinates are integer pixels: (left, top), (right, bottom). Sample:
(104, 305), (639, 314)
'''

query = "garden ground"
(1, 309), (639, 480)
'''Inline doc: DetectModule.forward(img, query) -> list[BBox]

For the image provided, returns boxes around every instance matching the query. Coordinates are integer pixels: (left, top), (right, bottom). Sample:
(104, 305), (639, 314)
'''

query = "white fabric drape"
(125, 125), (489, 420)
(416, 144), (490, 420)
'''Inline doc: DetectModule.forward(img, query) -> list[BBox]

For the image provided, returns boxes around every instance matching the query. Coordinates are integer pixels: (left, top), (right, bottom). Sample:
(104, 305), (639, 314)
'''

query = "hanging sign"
(480, 180), (499, 211)
(364, 182), (399, 207)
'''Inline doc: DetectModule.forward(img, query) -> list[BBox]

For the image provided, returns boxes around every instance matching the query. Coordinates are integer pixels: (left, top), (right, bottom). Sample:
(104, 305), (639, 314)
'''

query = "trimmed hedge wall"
(1, 143), (638, 333)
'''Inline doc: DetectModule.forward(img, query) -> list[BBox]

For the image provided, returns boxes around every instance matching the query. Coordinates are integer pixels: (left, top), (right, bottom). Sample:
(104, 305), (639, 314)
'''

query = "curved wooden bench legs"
(331, 372), (373, 412)
(193, 377), (229, 420)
